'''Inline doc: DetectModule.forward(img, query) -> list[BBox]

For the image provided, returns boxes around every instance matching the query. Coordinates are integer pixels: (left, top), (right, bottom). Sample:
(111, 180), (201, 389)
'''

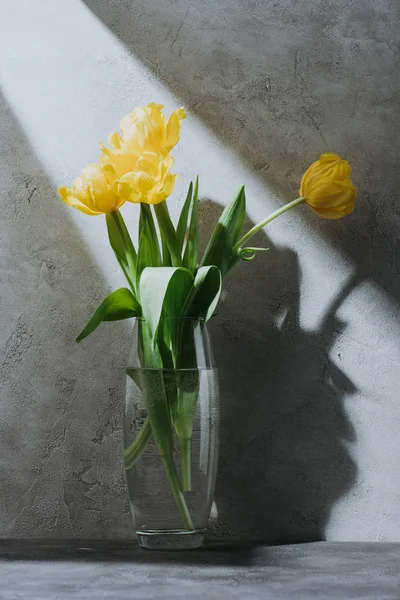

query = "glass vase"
(124, 317), (219, 550)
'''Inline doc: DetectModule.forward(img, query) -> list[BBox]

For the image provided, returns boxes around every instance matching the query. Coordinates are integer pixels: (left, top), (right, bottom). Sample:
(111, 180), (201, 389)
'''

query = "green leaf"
(183, 176), (199, 273)
(183, 265), (222, 322)
(201, 185), (246, 277)
(106, 211), (137, 293)
(154, 201), (182, 267)
(176, 181), (193, 254)
(76, 288), (138, 343)
(173, 266), (221, 380)
(139, 266), (194, 355)
(157, 324), (174, 370)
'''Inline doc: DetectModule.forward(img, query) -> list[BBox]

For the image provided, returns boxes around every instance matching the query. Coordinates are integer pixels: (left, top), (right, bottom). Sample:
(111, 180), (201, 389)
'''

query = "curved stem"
(124, 417), (153, 470)
(233, 196), (306, 252)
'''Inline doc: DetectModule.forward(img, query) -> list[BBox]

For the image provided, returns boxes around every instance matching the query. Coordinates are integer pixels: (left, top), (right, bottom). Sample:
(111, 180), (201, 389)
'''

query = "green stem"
(140, 204), (162, 267)
(138, 366), (193, 530)
(125, 401), (193, 529)
(124, 417), (153, 470)
(162, 453), (194, 530)
(161, 237), (172, 266)
(233, 196), (306, 252)
(154, 201), (182, 267)
(180, 438), (192, 492)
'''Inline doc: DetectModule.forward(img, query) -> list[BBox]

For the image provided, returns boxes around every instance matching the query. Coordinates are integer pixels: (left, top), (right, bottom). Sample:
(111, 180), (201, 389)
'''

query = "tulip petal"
(165, 107), (186, 150)
(58, 186), (101, 216)
(310, 203), (354, 219)
(119, 103), (167, 153)
(107, 131), (123, 150)
(116, 173), (142, 203)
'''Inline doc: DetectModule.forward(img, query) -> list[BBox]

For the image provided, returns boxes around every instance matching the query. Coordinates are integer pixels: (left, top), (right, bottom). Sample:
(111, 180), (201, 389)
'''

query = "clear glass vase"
(124, 317), (219, 550)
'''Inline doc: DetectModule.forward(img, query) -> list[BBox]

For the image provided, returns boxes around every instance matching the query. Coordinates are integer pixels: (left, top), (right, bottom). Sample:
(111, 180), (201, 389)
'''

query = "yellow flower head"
(100, 103), (186, 205)
(300, 153), (357, 219)
(58, 163), (124, 216)
(58, 104), (186, 214)
(114, 151), (177, 205)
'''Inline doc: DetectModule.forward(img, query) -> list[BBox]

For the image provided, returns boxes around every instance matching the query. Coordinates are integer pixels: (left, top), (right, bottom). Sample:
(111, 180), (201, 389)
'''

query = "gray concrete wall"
(0, 0), (399, 541)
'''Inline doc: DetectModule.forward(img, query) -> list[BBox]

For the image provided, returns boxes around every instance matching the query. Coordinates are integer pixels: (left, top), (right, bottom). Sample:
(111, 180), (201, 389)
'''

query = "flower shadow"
(199, 200), (357, 541)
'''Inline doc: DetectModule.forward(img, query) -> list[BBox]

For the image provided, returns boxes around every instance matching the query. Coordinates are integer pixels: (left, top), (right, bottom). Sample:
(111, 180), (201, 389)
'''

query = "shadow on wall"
(0, 80), (358, 543)
(0, 90), (134, 539)
(199, 202), (357, 541)
(0, 79), (358, 541)
(83, 0), (400, 304)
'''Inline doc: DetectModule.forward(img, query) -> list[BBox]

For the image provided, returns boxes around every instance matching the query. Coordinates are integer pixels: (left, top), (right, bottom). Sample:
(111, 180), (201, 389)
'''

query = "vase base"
(137, 529), (206, 550)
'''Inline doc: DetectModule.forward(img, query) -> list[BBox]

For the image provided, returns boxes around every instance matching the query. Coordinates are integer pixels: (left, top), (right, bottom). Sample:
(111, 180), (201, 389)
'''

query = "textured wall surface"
(0, 0), (399, 541)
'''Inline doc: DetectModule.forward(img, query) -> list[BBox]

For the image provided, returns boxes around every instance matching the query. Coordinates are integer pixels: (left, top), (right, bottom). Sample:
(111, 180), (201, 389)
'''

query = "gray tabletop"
(0, 540), (399, 599)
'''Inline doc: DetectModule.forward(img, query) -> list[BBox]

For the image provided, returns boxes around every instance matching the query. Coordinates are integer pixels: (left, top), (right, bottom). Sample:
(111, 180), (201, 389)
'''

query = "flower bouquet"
(59, 103), (356, 549)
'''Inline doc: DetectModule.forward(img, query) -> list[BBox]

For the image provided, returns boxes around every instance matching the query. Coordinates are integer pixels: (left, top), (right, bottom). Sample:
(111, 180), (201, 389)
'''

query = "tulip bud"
(300, 153), (357, 219)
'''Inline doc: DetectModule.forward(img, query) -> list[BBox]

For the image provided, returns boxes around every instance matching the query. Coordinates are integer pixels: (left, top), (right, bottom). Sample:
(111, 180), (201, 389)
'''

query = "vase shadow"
(199, 200), (357, 542)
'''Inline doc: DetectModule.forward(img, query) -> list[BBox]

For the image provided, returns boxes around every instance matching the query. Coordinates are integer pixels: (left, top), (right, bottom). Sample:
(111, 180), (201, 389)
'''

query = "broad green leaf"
(154, 201), (181, 267)
(157, 319), (174, 370)
(176, 181), (193, 254)
(172, 268), (222, 452)
(137, 316), (162, 369)
(106, 211), (137, 292)
(139, 266), (194, 349)
(175, 266), (221, 373)
(139, 204), (162, 267)
(76, 287), (138, 343)
(201, 185), (246, 277)
(183, 176), (199, 273)
(183, 265), (222, 323)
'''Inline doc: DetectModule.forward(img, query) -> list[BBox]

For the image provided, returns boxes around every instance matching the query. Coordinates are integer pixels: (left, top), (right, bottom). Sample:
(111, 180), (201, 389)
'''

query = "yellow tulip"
(300, 153), (357, 219)
(58, 104), (186, 213)
(58, 163), (124, 216)
(113, 151), (177, 205)
(100, 103), (186, 205)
